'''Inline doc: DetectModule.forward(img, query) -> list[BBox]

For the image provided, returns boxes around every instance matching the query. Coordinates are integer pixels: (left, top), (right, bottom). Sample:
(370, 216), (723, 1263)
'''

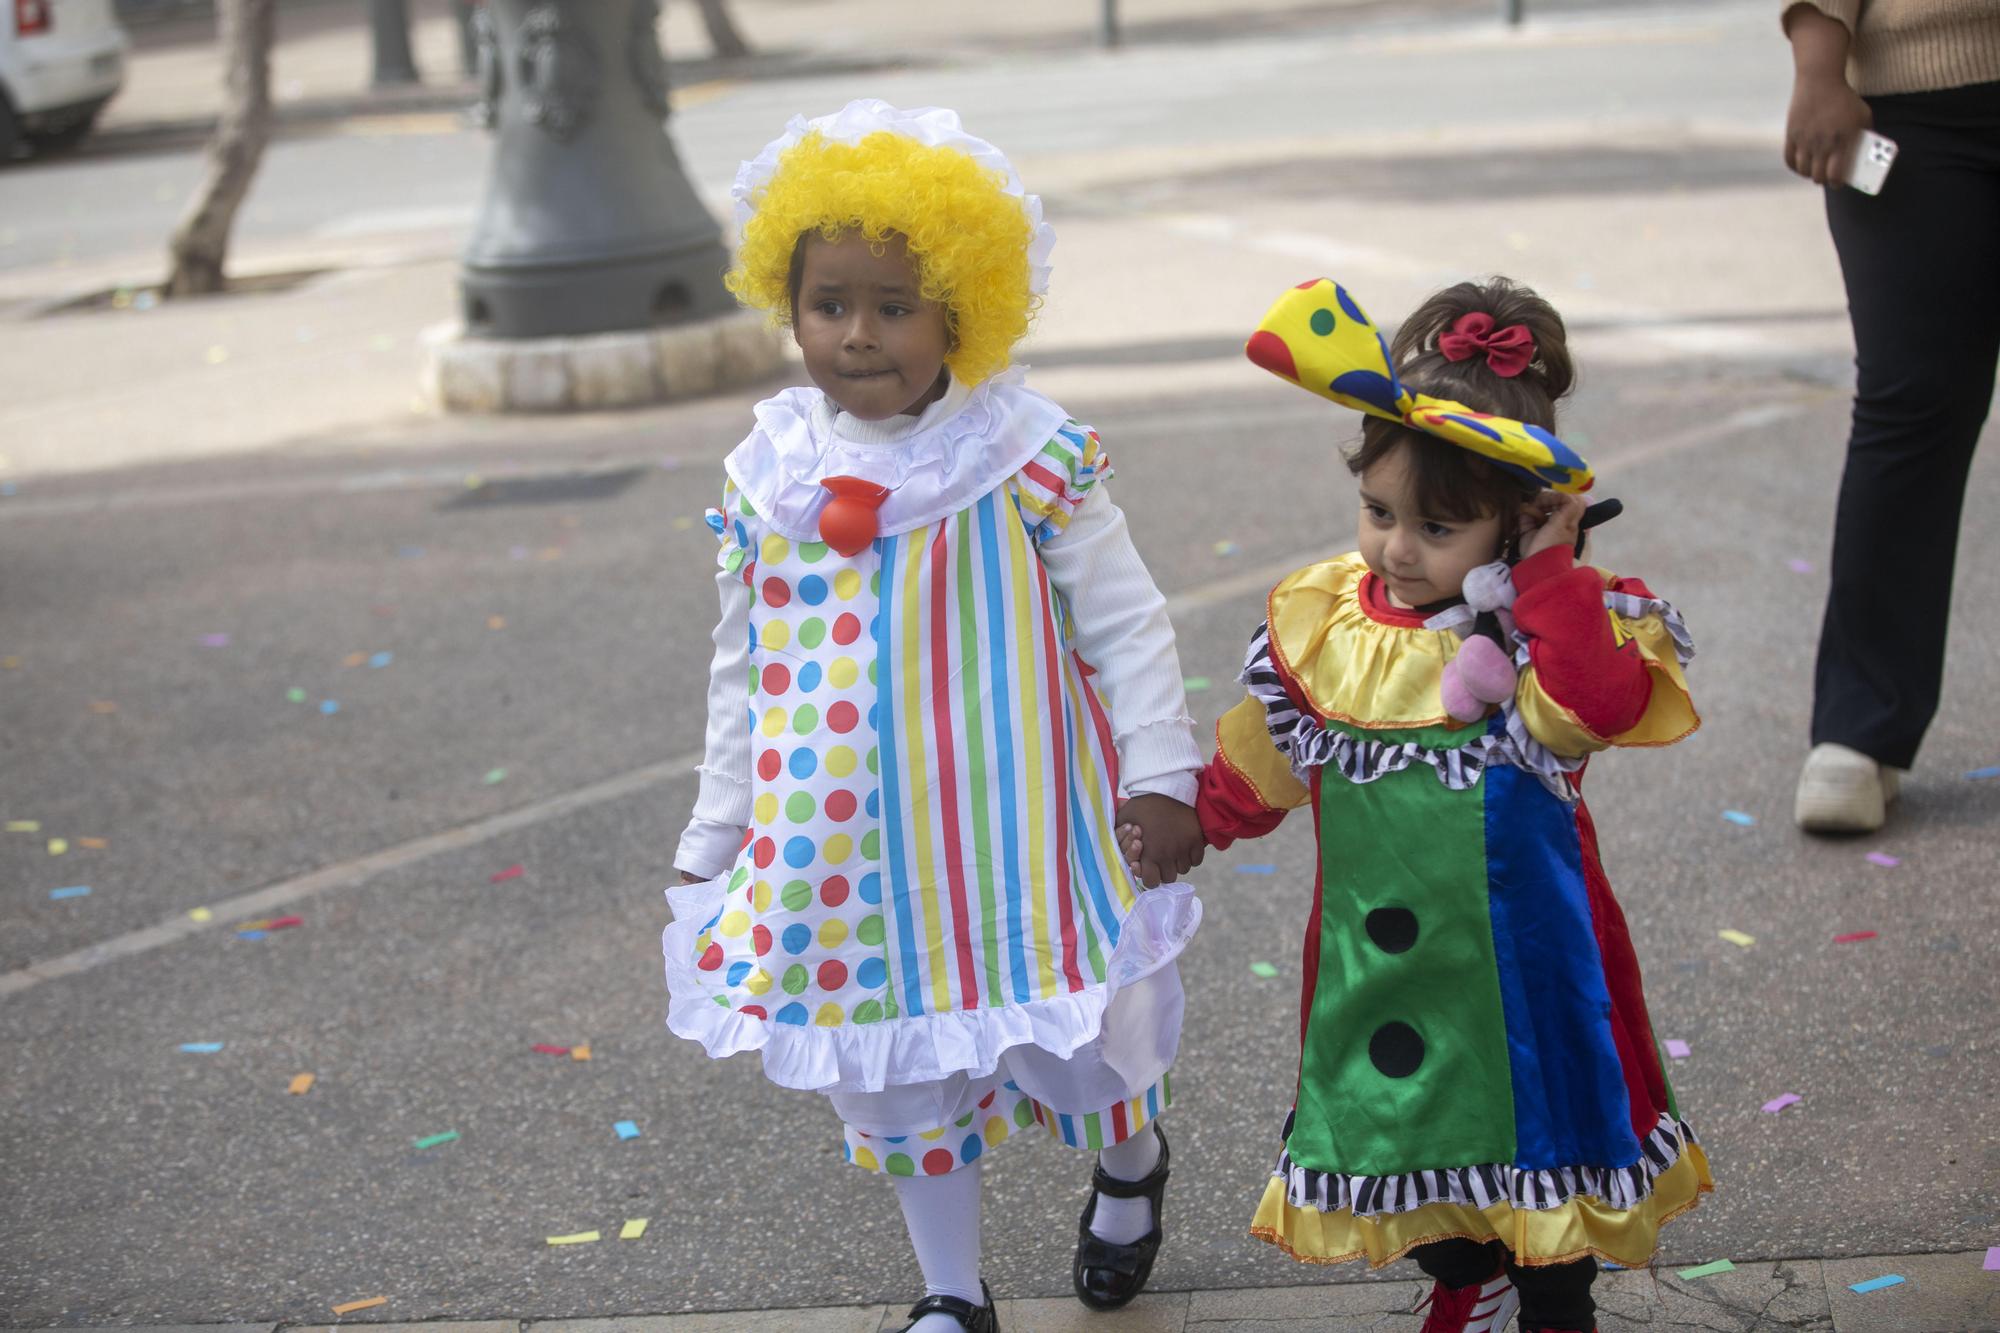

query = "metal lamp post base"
(420, 309), (786, 413)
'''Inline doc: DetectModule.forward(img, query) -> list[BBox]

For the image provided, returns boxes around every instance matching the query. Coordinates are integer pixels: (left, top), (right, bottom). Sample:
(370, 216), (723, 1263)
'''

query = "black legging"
(1813, 80), (2000, 769)
(1411, 1237), (1597, 1331)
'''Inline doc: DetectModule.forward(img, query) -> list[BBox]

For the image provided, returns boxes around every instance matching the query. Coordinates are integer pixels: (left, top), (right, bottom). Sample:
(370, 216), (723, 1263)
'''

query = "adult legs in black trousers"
(1811, 83), (2000, 784)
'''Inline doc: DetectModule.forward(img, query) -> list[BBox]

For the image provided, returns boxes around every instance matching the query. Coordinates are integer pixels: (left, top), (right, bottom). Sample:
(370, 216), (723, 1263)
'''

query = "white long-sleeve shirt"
(673, 385), (1201, 880)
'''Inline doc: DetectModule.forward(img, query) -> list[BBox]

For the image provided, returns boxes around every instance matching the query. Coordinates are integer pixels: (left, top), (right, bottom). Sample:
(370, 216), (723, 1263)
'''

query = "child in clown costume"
(1128, 277), (1713, 1333)
(663, 101), (1207, 1333)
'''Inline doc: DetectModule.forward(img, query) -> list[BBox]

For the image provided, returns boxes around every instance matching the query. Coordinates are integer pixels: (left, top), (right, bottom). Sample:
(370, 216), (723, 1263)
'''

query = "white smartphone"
(1845, 130), (1898, 196)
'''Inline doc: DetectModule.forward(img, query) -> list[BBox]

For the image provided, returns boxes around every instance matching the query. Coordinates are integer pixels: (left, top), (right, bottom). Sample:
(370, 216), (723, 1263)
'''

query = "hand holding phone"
(1845, 130), (1898, 195)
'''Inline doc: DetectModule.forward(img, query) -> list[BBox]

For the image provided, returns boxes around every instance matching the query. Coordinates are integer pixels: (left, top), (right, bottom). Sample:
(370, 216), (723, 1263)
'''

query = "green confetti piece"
(1183, 676), (1212, 692)
(483, 768), (508, 785)
(1676, 1260), (1736, 1281)
(286, 687), (307, 703)
(1249, 961), (1278, 978)
(413, 1131), (459, 1150)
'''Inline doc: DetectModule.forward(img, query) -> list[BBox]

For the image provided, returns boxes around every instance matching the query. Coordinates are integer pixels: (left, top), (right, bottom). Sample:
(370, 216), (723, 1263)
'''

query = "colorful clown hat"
(1245, 279), (1593, 494)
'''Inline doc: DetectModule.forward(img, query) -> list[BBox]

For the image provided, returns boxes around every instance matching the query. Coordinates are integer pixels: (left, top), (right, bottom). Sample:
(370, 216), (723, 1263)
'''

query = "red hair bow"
(1437, 312), (1535, 379)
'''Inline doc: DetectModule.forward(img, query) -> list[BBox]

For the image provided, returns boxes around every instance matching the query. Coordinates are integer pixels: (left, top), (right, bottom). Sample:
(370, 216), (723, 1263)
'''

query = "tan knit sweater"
(1784, 0), (2000, 94)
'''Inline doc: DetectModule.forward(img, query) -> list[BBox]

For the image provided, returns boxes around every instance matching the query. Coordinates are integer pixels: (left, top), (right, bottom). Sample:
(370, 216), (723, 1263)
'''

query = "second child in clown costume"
(663, 101), (1207, 1333)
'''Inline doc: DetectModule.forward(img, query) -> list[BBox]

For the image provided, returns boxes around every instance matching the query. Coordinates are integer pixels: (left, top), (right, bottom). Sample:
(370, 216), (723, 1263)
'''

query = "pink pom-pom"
(1454, 634), (1519, 705)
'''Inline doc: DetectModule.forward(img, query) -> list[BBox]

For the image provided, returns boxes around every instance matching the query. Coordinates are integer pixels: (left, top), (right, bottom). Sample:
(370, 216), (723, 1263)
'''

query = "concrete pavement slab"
(1821, 1252), (2000, 1333)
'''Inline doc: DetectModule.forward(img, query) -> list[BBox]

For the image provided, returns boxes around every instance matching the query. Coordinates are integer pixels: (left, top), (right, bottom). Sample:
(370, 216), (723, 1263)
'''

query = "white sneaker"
(1794, 743), (1902, 833)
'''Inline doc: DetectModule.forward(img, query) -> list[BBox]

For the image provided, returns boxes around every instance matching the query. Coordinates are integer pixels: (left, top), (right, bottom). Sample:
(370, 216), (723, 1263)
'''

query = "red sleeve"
(1510, 546), (1653, 738)
(1196, 755), (1291, 850)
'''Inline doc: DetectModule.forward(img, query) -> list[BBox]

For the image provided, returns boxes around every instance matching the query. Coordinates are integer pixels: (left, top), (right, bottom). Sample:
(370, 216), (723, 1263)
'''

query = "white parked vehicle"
(0, 0), (126, 160)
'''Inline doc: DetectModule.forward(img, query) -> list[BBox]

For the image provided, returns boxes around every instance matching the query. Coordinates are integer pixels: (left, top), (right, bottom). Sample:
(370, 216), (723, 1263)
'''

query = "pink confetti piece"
(1833, 930), (1877, 944)
(1786, 558), (1814, 574)
(1984, 1246), (1999, 1271)
(1664, 1039), (1691, 1059)
(1865, 852), (1901, 867)
(489, 864), (524, 883)
(199, 633), (230, 647)
(1761, 1093), (1801, 1114)
(531, 1043), (571, 1056)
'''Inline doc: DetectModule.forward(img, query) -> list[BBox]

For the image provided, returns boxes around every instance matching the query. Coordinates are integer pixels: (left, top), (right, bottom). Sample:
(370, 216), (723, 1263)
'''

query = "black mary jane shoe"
(1072, 1127), (1170, 1311)
(895, 1281), (1000, 1332)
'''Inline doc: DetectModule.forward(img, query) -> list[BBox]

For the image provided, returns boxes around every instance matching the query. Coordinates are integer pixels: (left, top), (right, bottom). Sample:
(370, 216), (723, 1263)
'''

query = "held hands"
(1113, 793), (1205, 889)
(1516, 490), (1587, 561)
(1782, 8), (1870, 186)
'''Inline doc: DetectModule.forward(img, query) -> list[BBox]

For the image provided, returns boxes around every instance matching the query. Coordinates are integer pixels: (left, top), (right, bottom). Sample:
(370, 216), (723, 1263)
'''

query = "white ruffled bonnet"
(729, 98), (1057, 295)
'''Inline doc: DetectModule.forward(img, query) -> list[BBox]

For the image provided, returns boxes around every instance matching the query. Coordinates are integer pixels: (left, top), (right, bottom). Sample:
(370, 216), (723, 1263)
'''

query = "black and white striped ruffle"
(1272, 1110), (1701, 1217)
(1604, 591), (1696, 667)
(1238, 624), (1580, 801)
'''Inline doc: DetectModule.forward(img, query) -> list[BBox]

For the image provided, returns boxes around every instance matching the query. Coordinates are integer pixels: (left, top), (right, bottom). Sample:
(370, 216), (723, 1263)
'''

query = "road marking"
(0, 400), (1802, 999)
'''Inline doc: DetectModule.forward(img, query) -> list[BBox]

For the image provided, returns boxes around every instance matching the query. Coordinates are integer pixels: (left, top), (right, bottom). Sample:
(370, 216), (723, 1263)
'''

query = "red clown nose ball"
(818, 476), (892, 557)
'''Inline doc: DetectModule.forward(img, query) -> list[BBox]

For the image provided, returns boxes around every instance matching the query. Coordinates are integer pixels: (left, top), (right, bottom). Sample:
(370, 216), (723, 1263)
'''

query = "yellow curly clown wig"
(725, 130), (1039, 388)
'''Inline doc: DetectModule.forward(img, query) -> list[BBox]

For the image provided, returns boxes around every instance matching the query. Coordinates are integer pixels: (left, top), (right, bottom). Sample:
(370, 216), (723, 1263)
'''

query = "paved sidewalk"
(9, 1251), (1995, 1331)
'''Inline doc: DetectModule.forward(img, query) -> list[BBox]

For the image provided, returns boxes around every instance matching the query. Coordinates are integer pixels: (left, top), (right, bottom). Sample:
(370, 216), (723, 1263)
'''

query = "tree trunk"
(164, 0), (276, 298)
(692, 0), (750, 59)
(370, 0), (421, 87)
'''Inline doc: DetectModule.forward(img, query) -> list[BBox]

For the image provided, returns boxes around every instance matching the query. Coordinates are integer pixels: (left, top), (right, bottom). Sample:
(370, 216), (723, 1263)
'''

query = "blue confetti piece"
(49, 885), (91, 900)
(1848, 1275), (1904, 1294)
(236, 929), (267, 941)
(319, 700), (340, 715)
(0, 482), (17, 497)
(1236, 864), (1278, 875)
(368, 651), (393, 668)
(1722, 810), (1756, 826)
(398, 546), (425, 558)
(614, 1120), (640, 1140)
(179, 1042), (224, 1054)
(1966, 765), (2000, 781)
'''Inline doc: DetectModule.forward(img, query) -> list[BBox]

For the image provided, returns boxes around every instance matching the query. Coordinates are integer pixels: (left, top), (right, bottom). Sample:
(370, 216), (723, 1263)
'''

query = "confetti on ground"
(546, 1231), (600, 1246)
(413, 1131), (459, 1150)
(1249, 961), (1279, 978)
(343, 652), (367, 668)
(6, 820), (39, 832)
(49, 885), (90, 900)
(1213, 540), (1240, 557)
(510, 545), (530, 560)
(236, 929), (267, 941)
(570, 1044), (592, 1061)
(398, 545), (425, 559)
(204, 345), (229, 365)
(320, 700), (340, 715)
(88, 700), (118, 714)
(483, 768), (508, 785)
(1664, 1039), (1691, 1059)
(1183, 676), (1212, 692)
(1985, 1247), (2000, 1271)
(1236, 864), (1277, 874)
(47, 838), (68, 855)
(0, 655), (19, 668)
(1865, 852), (1901, 867)
(1721, 810), (1756, 827)
(538, 547), (563, 561)
(1786, 558), (1814, 574)
(614, 1120), (640, 1140)
(189, 906), (213, 922)
(330, 1297), (388, 1316)
(286, 687), (307, 703)
(491, 864), (525, 883)
(532, 1043), (571, 1056)
(619, 1218), (648, 1240)
(488, 616), (507, 630)
(78, 837), (106, 849)
(1718, 929), (1755, 948)
(1833, 930), (1878, 944)
(239, 915), (303, 936)
(1966, 765), (2000, 780)
(1848, 1275), (1905, 1294)
(368, 651), (393, 668)
(180, 1042), (224, 1054)
(289, 1073), (315, 1095)
(1676, 1260), (1736, 1281)
(200, 633), (230, 648)
(1761, 1093), (1802, 1114)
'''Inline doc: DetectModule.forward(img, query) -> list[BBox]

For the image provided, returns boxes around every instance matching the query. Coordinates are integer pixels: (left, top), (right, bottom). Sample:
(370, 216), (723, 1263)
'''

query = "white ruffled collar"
(813, 372), (975, 448)
(724, 369), (1069, 543)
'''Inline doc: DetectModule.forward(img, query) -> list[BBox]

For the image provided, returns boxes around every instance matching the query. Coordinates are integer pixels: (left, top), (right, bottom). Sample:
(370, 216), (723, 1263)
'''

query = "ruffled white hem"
(661, 877), (1202, 1094)
(724, 372), (1070, 543)
(731, 99), (1055, 295)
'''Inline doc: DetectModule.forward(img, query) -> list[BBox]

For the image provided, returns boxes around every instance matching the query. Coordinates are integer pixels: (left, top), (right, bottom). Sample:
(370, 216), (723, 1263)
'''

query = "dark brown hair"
(1345, 277), (1574, 523)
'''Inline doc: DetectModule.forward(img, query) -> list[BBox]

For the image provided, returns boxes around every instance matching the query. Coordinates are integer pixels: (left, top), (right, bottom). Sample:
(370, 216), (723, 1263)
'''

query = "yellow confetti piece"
(205, 345), (230, 365)
(330, 1296), (387, 1315)
(546, 1231), (600, 1246)
(88, 700), (118, 714)
(487, 615), (506, 630)
(6, 820), (40, 833)
(78, 837), (107, 849)
(619, 1218), (648, 1240)
(289, 1073), (315, 1095)
(559, 515), (580, 529)
(47, 838), (68, 855)
(538, 547), (563, 561)
(343, 652), (367, 668)
(189, 907), (213, 922)
(1719, 929), (1756, 948)
(1, 656), (20, 669)
(570, 1044), (592, 1062)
